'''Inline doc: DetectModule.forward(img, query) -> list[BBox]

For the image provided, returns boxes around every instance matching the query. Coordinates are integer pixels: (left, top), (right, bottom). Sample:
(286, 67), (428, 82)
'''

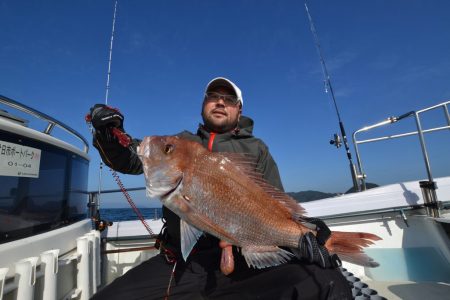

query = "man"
(89, 77), (352, 299)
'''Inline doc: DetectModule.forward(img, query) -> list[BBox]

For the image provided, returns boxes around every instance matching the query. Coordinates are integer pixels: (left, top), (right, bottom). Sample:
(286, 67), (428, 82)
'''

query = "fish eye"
(164, 144), (174, 154)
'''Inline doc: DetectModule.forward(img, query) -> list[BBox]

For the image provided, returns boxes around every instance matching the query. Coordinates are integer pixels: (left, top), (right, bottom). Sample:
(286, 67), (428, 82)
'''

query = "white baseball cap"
(205, 77), (243, 107)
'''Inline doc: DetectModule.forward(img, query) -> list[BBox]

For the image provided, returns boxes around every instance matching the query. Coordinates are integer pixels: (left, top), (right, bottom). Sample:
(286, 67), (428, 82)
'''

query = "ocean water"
(100, 207), (163, 222)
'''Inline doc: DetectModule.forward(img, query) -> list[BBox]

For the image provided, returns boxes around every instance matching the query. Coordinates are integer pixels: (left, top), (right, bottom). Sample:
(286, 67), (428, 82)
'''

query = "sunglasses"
(204, 92), (240, 106)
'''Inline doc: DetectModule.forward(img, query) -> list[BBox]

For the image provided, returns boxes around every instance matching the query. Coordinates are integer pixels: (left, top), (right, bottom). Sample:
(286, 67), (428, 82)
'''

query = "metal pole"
(97, 162), (103, 215)
(414, 113), (433, 182)
(414, 112), (440, 217)
(444, 103), (450, 128)
(419, 180), (440, 218)
(44, 122), (56, 134)
(352, 131), (366, 190)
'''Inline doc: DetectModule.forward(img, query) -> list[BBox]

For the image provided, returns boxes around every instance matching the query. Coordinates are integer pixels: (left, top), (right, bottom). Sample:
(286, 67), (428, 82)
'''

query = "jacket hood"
(235, 116), (254, 137)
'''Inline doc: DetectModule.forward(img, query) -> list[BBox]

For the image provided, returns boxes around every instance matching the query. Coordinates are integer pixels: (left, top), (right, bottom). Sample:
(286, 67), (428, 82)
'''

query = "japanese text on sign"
(0, 140), (41, 178)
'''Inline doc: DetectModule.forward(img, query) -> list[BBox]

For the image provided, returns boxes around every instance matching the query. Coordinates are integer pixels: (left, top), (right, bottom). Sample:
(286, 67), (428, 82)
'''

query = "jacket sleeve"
(257, 141), (284, 192)
(92, 131), (143, 175)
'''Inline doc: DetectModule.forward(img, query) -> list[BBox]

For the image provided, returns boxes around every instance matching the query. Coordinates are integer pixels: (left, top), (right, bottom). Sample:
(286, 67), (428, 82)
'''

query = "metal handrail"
(352, 100), (449, 191)
(88, 187), (146, 194)
(320, 199), (450, 221)
(0, 94), (89, 153)
(352, 99), (450, 218)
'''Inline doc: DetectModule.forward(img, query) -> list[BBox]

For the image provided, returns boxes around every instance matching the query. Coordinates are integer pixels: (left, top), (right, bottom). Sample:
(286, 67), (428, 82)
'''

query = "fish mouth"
(160, 175), (183, 199)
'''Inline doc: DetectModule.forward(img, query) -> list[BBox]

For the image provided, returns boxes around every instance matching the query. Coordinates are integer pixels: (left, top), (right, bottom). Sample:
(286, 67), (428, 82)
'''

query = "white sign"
(0, 140), (41, 178)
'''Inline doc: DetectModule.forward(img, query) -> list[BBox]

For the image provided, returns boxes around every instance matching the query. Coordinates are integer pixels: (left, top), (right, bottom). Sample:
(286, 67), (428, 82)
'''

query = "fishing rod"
(95, 0), (118, 216)
(94, 0), (119, 225)
(304, 1), (362, 191)
(86, 0), (154, 235)
(102, 1), (154, 235)
(105, 0), (118, 105)
(96, 6), (176, 296)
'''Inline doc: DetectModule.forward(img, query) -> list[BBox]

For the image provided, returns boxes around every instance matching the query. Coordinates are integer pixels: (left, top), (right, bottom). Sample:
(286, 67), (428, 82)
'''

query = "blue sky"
(1, 0), (450, 207)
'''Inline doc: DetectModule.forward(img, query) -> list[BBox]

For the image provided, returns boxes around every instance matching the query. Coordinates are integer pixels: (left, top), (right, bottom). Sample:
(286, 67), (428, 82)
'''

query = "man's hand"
(299, 232), (340, 268)
(86, 104), (139, 173)
(87, 104), (129, 145)
(89, 104), (124, 130)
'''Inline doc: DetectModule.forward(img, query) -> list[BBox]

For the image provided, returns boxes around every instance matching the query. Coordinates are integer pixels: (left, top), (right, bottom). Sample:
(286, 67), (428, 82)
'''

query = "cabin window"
(0, 130), (89, 243)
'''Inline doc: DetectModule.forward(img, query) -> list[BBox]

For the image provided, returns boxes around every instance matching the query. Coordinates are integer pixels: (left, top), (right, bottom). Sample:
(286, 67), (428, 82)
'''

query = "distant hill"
(287, 190), (339, 203)
(287, 182), (379, 203)
(344, 182), (379, 194)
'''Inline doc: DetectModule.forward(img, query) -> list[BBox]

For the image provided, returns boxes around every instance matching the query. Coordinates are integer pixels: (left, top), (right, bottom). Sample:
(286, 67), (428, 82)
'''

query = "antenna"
(105, 0), (118, 105)
(304, 1), (362, 191)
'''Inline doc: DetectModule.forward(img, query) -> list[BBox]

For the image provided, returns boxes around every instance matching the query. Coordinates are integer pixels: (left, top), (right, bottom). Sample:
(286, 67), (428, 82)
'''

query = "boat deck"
(368, 280), (450, 300)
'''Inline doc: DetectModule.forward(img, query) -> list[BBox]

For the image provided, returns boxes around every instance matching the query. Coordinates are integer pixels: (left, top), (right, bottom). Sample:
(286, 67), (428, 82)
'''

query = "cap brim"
(205, 77), (243, 106)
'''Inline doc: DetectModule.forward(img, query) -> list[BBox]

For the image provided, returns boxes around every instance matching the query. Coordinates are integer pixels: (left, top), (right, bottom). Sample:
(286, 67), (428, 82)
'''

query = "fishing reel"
(329, 133), (342, 148)
(88, 203), (113, 232)
(94, 218), (113, 232)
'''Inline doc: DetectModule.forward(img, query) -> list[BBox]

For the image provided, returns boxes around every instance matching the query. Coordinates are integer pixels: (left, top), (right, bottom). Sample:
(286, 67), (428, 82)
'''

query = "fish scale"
(186, 156), (302, 247)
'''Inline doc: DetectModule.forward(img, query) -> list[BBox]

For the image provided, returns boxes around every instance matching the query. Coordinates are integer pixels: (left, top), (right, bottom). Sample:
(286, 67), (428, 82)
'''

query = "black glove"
(89, 104), (124, 130)
(298, 232), (341, 269)
(303, 217), (331, 246)
(88, 104), (125, 143)
(87, 104), (141, 174)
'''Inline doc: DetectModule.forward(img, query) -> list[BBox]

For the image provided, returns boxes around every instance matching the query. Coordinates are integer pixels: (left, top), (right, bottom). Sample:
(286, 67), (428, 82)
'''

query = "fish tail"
(324, 231), (381, 267)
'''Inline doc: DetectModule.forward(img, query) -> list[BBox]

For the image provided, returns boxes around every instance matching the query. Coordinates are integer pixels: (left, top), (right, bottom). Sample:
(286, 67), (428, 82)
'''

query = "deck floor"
(367, 280), (450, 300)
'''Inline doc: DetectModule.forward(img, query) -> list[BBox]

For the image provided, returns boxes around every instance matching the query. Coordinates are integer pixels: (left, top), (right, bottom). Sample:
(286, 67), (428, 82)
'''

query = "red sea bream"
(138, 136), (380, 273)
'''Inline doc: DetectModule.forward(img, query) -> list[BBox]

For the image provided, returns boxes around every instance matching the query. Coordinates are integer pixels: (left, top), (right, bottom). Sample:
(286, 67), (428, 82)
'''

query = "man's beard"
(201, 110), (237, 133)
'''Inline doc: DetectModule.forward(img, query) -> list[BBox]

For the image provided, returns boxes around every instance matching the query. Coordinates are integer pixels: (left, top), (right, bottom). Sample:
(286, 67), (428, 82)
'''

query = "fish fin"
(218, 152), (306, 218)
(186, 212), (240, 245)
(180, 219), (203, 261)
(216, 152), (258, 165)
(325, 231), (381, 267)
(337, 252), (379, 268)
(241, 246), (294, 269)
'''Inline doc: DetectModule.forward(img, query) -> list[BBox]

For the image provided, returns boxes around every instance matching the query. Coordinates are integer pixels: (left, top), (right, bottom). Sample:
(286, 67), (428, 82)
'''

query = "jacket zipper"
(208, 132), (216, 152)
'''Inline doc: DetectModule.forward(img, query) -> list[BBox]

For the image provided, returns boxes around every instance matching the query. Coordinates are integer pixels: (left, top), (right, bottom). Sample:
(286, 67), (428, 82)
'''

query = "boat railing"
(87, 187), (146, 218)
(352, 100), (450, 217)
(87, 187), (163, 222)
(0, 94), (89, 153)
